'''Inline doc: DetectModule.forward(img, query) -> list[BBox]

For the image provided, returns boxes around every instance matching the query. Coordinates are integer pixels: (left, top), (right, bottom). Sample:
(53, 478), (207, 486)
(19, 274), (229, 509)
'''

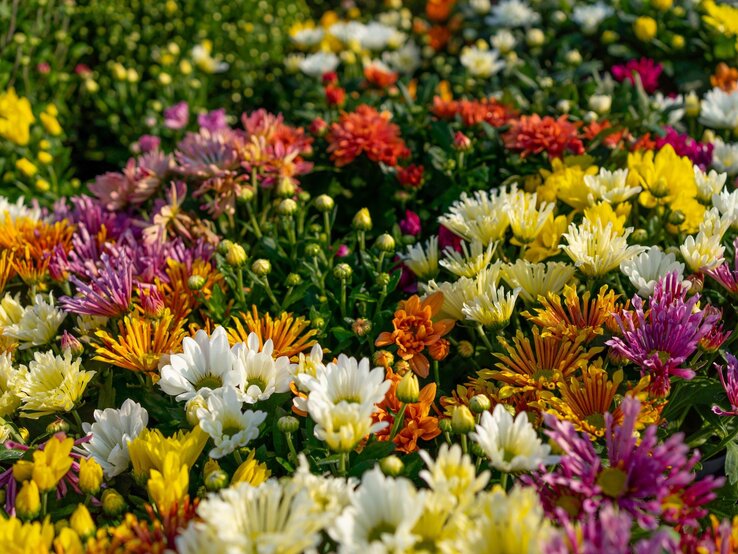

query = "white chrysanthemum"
(419, 444), (489, 508)
(383, 41), (421, 74)
(197, 386), (266, 459)
(620, 247), (688, 297)
(360, 22), (401, 50)
(462, 285), (520, 329)
(422, 277), (479, 321)
(159, 326), (239, 402)
(18, 349), (95, 419)
(470, 404), (558, 472)
(400, 236), (439, 280)
(712, 189), (738, 230)
(292, 454), (355, 518)
(81, 399), (149, 478)
(460, 46), (505, 78)
(460, 485), (551, 552)
(440, 240), (496, 278)
(178, 479), (330, 554)
(700, 87), (738, 129)
(490, 29), (516, 53)
(299, 52), (339, 78)
(3, 294), (66, 349)
(486, 0), (541, 27)
(561, 220), (645, 277)
(0, 353), (22, 417)
(310, 400), (388, 453)
(712, 138), (738, 175)
(232, 332), (292, 404)
(290, 27), (324, 48)
(695, 166), (727, 203)
(290, 344), (327, 413)
(584, 168), (641, 204)
(651, 92), (684, 126)
(331, 467), (425, 553)
(328, 21), (368, 43)
(439, 189), (512, 246)
(501, 260), (575, 303)
(506, 191), (554, 244)
(680, 231), (725, 272)
(0, 196), (43, 223)
(0, 293), (23, 332)
(572, 3), (613, 34)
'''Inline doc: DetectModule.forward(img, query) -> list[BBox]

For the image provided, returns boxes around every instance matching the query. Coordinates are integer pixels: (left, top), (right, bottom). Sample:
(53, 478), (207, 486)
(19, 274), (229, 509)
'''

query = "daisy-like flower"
(399, 236), (439, 281)
(226, 306), (318, 359)
(680, 231), (725, 273)
(197, 386), (267, 459)
(232, 332), (291, 404)
(694, 166), (727, 203)
(439, 240), (495, 278)
(383, 40), (421, 74)
(310, 400), (389, 453)
(620, 246), (688, 297)
(712, 137), (738, 175)
(4, 294), (66, 349)
(438, 189), (512, 247)
(608, 272), (719, 396)
(700, 87), (738, 129)
(159, 326), (239, 402)
(0, 353), (22, 417)
(583, 168), (641, 204)
(0, 196), (42, 224)
(290, 27), (324, 48)
(712, 188), (738, 229)
(462, 284), (520, 330)
(486, 0), (541, 26)
(419, 443), (489, 508)
(501, 260), (575, 304)
(17, 349), (95, 418)
(469, 404), (558, 473)
(561, 219), (645, 277)
(713, 353), (738, 416)
(299, 52), (339, 78)
(81, 399), (149, 478)
(331, 466), (425, 553)
(506, 191), (554, 244)
(572, 2), (613, 34)
(459, 46), (505, 78)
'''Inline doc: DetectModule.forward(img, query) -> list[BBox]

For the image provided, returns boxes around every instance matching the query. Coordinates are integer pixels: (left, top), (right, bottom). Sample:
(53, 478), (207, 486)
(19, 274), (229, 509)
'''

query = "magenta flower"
(612, 58), (662, 93)
(176, 128), (240, 178)
(198, 108), (229, 132)
(88, 157), (161, 210)
(399, 210), (421, 236)
(713, 353), (738, 416)
(654, 127), (713, 169)
(164, 101), (190, 130)
(438, 225), (462, 252)
(706, 238), (738, 295)
(136, 134), (161, 153)
(607, 272), (719, 396)
(60, 253), (133, 318)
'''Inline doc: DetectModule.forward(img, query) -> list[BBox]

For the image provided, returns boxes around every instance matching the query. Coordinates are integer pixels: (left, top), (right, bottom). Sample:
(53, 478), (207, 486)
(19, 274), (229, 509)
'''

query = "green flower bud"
(396, 372), (420, 404)
(286, 273), (302, 286)
(375, 233), (396, 253)
(226, 243), (248, 267)
(102, 489), (126, 517)
(451, 405), (475, 434)
(376, 273), (391, 287)
(469, 394), (491, 414)
(379, 455), (404, 477)
(277, 198), (297, 216)
(333, 263), (353, 281)
(352, 208), (372, 231)
(188, 275), (206, 291)
(305, 243), (321, 258)
(278, 415), (299, 434)
(205, 469), (230, 492)
(314, 194), (335, 213)
(251, 259), (272, 276)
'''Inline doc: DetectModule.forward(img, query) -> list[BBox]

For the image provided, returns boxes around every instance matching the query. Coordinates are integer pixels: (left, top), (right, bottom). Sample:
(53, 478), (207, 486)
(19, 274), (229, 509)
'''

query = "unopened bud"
(451, 405), (476, 434)
(667, 210), (685, 226)
(376, 273), (391, 287)
(630, 228), (648, 243)
(439, 418), (452, 434)
(217, 239), (233, 256)
(60, 331), (84, 356)
(276, 178), (296, 198)
(16, 480), (41, 520)
(70, 504), (95, 539)
(457, 340), (475, 358)
(278, 415), (300, 434)
(252, 259), (272, 276)
(375, 234), (396, 253)
(352, 208), (372, 231)
(305, 243), (321, 258)
(226, 243), (248, 267)
(102, 489), (126, 517)
(205, 469), (230, 491)
(333, 263), (353, 280)
(373, 350), (394, 368)
(314, 194), (335, 213)
(46, 419), (70, 435)
(396, 372), (420, 403)
(185, 394), (207, 427)
(238, 186), (255, 203)
(469, 395), (491, 414)
(454, 131), (472, 151)
(379, 455), (404, 476)
(394, 360), (411, 375)
(79, 458), (103, 495)
(277, 198), (298, 216)
(188, 275), (206, 291)
(286, 273), (302, 286)
(352, 318), (372, 337)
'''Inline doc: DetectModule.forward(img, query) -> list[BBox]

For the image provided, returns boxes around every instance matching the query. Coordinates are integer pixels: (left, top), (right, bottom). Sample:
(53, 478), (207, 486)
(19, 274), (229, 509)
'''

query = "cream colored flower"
(462, 285), (520, 329)
(439, 189), (512, 247)
(501, 260), (575, 303)
(506, 191), (554, 244)
(0, 353), (22, 417)
(419, 444), (489, 508)
(400, 236), (439, 281)
(440, 240), (496, 278)
(694, 166), (727, 203)
(620, 246), (688, 297)
(18, 350), (95, 419)
(4, 294), (66, 349)
(560, 220), (645, 277)
(584, 168), (641, 204)
(680, 232), (725, 272)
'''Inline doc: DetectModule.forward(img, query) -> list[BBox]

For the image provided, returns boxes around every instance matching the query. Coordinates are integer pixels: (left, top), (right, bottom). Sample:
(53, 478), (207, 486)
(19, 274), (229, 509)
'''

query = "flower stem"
(234, 449), (243, 465)
(433, 360), (440, 390)
(460, 434), (468, 455)
(389, 404), (408, 441)
(476, 325), (495, 352)
(338, 451), (347, 476)
(500, 471), (509, 490)
(285, 432), (298, 462)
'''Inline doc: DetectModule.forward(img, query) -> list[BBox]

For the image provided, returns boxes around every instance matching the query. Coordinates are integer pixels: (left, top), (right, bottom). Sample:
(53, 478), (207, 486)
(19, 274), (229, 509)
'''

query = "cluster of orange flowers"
(431, 95), (518, 127)
(711, 62), (738, 92)
(503, 114), (585, 159)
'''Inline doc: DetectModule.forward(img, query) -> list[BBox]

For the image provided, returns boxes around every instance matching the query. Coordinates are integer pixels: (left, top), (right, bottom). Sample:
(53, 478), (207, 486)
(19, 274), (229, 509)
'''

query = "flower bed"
(2, 0), (738, 552)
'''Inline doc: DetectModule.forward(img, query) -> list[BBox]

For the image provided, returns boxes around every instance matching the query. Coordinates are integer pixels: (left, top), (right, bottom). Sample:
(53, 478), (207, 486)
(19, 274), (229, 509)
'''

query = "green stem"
(234, 449), (244, 465)
(500, 471), (509, 490)
(476, 325), (496, 352)
(339, 280), (347, 318)
(460, 434), (468, 455)
(285, 432), (298, 462)
(71, 408), (84, 435)
(389, 404), (408, 441)
(433, 360), (440, 391)
(338, 451), (347, 476)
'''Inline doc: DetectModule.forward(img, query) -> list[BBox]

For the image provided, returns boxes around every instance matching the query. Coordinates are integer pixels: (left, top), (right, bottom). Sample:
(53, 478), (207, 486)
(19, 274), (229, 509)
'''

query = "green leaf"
(725, 440), (738, 485)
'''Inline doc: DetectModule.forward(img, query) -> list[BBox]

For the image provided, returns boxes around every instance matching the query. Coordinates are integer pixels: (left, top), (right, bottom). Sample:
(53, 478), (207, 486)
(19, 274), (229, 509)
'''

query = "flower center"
(367, 521), (397, 543)
(555, 494), (581, 518)
(246, 377), (268, 391)
(597, 467), (628, 498)
(584, 412), (605, 430)
(195, 375), (223, 390)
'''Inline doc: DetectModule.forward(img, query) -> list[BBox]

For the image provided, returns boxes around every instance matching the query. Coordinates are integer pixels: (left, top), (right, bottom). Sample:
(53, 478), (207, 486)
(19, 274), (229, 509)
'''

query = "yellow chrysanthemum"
(0, 89), (35, 146)
(538, 157), (599, 210)
(0, 516), (54, 553)
(232, 449), (271, 486)
(226, 305), (317, 359)
(627, 145), (697, 209)
(128, 426), (208, 482)
(703, 0), (738, 39)
(147, 451), (189, 513)
(524, 213), (571, 263)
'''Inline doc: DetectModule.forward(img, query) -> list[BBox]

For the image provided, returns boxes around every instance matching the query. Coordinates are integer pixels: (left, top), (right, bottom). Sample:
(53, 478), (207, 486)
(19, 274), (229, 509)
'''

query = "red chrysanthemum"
(503, 114), (584, 159)
(327, 105), (410, 167)
(432, 96), (517, 127)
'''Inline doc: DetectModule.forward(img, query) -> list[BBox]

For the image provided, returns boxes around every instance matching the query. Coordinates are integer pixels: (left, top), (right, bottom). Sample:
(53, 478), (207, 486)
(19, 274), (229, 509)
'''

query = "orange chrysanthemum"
(523, 285), (621, 343)
(490, 327), (599, 399)
(440, 375), (500, 417)
(431, 95), (517, 127)
(375, 292), (455, 377)
(94, 309), (186, 374)
(503, 114), (584, 159)
(711, 62), (738, 92)
(0, 250), (15, 294)
(582, 120), (629, 148)
(159, 258), (223, 321)
(226, 305), (318, 359)
(364, 64), (398, 88)
(374, 369), (441, 453)
(327, 105), (410, 168)
(426, 0), (456, 21)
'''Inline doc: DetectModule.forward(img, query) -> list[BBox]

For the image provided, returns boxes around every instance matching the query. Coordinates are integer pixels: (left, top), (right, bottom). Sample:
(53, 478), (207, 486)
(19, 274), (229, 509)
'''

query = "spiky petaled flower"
(706, 237), (738, 295)
(523, 285), (621, 343)
(607, 272), (719, 396)
(94, 309), (186, 374)
(713, 353), (738, 416)
(501, 260), (576, 304)
(561, 220), (645, 277)
(226, 305), (317, 359)
(61, 253), (133, 318)
(431, 95), (517, 127)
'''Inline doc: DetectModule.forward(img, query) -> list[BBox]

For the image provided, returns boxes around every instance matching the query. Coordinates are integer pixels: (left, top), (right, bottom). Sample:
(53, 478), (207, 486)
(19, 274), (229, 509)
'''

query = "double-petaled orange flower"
(711, 62), (738, 92)
(503, 114), (584, 159)
(375, 292), (454, 378)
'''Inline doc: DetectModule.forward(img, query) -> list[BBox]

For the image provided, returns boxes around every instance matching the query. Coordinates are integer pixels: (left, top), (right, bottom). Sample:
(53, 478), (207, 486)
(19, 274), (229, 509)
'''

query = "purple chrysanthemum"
(713, 353), (738, 416)
(176, 128), (240, 178)
(607, 272), (718, 396)
(706, 238), (738, 295)
(60, 252), (133, 317)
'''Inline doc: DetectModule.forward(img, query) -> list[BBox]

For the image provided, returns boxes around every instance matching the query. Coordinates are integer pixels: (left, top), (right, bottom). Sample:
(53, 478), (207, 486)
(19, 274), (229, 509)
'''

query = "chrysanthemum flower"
(3, 294), (66, 350)
(462, 284), (520, 330)
(61, 253), (133, 318)
(327, 105), (409, 168)
(501, 260), (575, 304)
(17, 349), (94, 419)
(81, 398), (149, 478)
(706, 238), (738, 294)
(713, 353), (738, 416)
(232, 332), (291, 404)
(583, 168), (641, 204)
(611, 58), (662, 93)
(506, 190), (555, 244)
(88, 157), (162, 210)
(399, 236), (440, 281)
(225, 305), (317, 359)
(438, 189), (512, 247)
(375, 292), (455, 377)
(128, 426), (208, 482)
(0, 353), (22, 417)
(503, 115), (584, 159)
(620, 246), (688, 297)
(439, 239), (495, 278)
(159, 326), (239, 402)
(561, 219), (645, 277)
(608, 272), (719, 396)
(147, 451), (189, 514)
(431, 95), (517, 127)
